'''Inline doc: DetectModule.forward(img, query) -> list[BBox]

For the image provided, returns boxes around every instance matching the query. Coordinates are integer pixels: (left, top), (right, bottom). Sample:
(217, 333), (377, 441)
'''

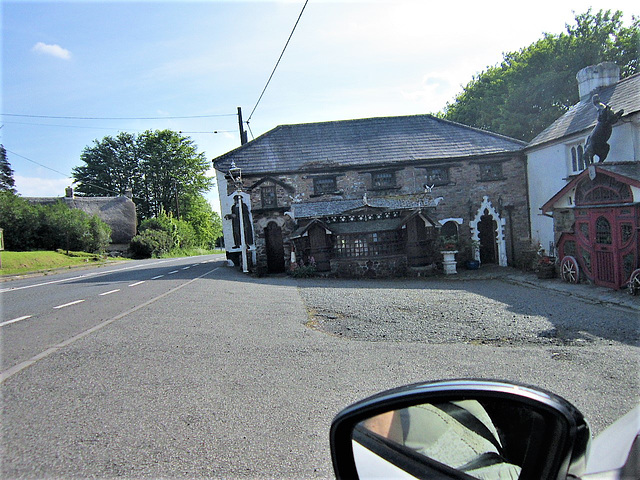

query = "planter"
(537, 264), (556, 279)
(466, 260), (480, 270)
(441, 250), (458, 275)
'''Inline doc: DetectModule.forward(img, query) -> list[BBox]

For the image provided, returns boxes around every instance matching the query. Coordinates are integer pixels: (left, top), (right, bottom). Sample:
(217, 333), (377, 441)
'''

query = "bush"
(0, 192), (111, 253)
(129, 230), (173, 258)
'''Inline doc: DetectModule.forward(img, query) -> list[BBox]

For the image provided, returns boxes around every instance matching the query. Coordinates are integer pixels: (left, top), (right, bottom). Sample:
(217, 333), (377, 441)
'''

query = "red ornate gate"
(556, 169), (639, 290)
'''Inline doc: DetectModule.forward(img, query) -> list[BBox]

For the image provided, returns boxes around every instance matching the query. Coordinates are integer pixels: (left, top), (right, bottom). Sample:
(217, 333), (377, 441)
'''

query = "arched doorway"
(264, 222), (285, 273)
(469, 196), (508, 266)
(478, 210), (498, 264)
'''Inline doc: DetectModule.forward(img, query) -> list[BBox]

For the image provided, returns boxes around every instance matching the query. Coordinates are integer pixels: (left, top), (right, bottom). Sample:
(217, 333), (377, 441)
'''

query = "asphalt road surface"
(1, 255), (638, 478)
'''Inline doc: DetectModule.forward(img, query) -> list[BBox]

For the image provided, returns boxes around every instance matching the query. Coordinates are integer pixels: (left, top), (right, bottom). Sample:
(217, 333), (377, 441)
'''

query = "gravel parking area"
(296, 277), (639, 347)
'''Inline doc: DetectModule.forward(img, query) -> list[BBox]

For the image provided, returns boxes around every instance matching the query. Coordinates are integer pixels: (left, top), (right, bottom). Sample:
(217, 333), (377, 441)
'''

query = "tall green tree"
(73, 132), (139, 197)
(443, 9), (639, 141)
(73, 130), (213, 220)
(0, 144), (17, 193)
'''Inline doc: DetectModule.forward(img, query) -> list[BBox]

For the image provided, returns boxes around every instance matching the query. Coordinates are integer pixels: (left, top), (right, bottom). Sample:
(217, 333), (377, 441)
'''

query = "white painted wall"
(527, 112), (640, 253)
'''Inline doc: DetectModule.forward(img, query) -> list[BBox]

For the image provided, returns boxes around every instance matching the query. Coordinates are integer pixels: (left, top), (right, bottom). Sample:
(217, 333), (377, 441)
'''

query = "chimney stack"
(65, 186), (74, 198)
(576, 62), (620, 101)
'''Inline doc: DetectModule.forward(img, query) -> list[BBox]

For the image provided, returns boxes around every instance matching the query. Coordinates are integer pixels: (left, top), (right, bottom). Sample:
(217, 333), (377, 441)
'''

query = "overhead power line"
(4, 148), (72, 179)
(247, 0), (309, 124)
(1, 113), (236, 120)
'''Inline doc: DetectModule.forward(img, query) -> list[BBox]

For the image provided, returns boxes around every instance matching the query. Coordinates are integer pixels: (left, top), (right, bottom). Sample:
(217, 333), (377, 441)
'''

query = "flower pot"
(441, 250), (458, 275)
(466, 260), (480, 270)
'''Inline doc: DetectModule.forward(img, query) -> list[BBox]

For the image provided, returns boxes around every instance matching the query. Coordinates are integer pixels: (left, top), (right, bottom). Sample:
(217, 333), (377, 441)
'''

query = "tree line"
(1, 131), (222, 257)
(442, 9), (638, 141)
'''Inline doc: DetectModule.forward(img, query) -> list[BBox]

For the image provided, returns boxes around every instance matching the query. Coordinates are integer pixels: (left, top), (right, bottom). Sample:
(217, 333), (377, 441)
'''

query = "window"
(371, 171), (396, 189)
(313, 176), (337, 195)
(335, 231), (400, 258)
(479, 163), (503, 181)
(569, 142), (592, 174)
(424, 167), (449, 185)
(621, 224), (633, 244)
(260, 186), (277, 208)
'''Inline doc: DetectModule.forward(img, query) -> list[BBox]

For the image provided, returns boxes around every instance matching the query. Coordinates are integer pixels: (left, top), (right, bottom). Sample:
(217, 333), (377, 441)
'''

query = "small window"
(479, 163), (503, 181)
(260, 186), (277, 208)
(313, 176), (337, 195)
(424, 167), (449, 185)
(569, 142), (591, 174)
(371, 171), (396, 189)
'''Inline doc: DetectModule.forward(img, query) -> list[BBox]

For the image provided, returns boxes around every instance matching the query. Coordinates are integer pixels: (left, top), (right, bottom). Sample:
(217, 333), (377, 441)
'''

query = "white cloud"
(31, 42), (72, 60)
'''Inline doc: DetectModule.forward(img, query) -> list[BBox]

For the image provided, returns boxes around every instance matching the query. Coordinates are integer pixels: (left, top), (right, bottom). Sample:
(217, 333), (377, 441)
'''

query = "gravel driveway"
(296, 277), (639, 347)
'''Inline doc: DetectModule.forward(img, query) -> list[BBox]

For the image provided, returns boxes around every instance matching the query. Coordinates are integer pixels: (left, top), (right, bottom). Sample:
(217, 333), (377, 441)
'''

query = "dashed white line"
(0, 315), (32, 328)
(1, 266), (220, 383)
(129, 281), (145, 287)
(99, 289), (120, 296)
(182, 266), (190, 270)
(168, 270), (179, 275)
(53, 299), (85, 309)
(151, 275), (164, 280)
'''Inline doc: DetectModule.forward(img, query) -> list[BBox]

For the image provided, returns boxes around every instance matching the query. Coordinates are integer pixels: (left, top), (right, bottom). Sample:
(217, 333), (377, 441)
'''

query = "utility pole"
(237, 107), (248, 145)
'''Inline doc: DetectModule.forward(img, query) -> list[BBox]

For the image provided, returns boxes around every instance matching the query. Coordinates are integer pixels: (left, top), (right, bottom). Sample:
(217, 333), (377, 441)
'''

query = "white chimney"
(576, 62), (620, 101)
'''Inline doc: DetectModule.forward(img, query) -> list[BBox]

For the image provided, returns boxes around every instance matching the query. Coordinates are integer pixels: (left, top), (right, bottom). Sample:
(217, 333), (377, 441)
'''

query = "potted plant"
(465, 239), (481, 270)
(536, 250), (556, 279)
(439, 236), (459, 274)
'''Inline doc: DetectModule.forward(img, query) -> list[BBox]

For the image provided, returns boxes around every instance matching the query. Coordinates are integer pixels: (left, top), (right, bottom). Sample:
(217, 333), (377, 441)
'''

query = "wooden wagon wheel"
(628, 269), (640, 296)
(560, 256), (579, 284)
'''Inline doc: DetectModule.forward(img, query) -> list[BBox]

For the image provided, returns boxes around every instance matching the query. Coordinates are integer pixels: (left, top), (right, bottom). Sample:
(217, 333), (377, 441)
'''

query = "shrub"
(0, 192), (111, 253)
(129, 230), (173, 258)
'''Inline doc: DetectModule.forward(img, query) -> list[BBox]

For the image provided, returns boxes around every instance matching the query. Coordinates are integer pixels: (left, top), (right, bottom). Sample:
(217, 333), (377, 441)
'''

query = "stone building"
(213, 114), (530, 277)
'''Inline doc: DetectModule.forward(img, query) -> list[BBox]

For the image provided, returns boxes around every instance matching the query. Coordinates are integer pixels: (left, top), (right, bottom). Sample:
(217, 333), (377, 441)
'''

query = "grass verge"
(0, 250), (118, 276)
(158, 248), (225, 258)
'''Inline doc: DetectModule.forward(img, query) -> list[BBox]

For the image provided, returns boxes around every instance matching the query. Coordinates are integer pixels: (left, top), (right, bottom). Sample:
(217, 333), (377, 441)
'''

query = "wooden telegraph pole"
(237, 107), (248, 145)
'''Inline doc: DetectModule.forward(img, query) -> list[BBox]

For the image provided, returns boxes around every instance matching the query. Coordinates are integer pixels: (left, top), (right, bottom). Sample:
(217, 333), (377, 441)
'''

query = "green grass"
(158, 247), (225, 258)
(0, 250), (117, 276)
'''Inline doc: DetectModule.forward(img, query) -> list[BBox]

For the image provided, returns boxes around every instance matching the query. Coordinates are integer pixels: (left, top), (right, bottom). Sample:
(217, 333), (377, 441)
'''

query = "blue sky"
(2, 0), (636, 213)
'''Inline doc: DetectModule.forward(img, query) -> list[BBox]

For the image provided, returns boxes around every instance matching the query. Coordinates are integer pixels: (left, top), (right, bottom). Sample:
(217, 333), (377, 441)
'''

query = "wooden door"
(478, 211), (497, 264)
(265, 222), (285, 273)
(591, 212), (618, 288)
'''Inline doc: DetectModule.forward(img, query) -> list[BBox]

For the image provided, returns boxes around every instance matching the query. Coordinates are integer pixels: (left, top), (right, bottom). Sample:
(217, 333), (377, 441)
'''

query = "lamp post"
(228, 161), (249, 273)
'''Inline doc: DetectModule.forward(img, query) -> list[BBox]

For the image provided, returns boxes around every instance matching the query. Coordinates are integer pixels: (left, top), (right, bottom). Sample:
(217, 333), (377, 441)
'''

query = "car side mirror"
(330, 380), (590, 480)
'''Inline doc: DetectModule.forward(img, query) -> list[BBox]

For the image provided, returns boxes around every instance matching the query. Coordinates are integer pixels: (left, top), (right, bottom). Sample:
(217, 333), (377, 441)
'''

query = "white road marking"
(151, 275), (164, 280)
(168, 270), (179, 274)
(53, 299), (85, 309)
(99, 289), (120, 296)
(0, 257), (208, 293)
(182, 266), (190, 270)
(1, 266), (220, 383)
(128, 281), (145, 287)
(0, 315), (32, 328)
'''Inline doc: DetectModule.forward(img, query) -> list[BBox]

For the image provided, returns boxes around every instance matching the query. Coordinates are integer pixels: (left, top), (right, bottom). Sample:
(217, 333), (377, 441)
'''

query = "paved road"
(1, 260), (638, 478)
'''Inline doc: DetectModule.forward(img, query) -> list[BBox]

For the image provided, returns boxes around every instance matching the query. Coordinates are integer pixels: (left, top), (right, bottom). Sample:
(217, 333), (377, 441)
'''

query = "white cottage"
(525, 63), (640, 255)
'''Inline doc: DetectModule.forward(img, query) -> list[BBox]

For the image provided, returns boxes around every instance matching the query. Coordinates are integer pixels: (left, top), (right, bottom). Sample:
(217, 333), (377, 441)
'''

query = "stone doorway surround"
(469, 196), (508, 267)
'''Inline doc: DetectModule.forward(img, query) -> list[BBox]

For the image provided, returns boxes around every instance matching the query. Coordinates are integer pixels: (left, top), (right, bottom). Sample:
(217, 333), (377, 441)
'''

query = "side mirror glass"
(331, 380), (589, 480)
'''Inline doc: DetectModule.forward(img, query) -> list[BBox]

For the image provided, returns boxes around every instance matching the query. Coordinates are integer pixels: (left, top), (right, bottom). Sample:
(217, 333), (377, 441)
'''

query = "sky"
(2, 0), (637, 214)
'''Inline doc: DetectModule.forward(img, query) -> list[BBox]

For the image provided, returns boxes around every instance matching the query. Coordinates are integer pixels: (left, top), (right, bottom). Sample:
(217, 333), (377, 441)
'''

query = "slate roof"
(290, 196), (431, 219)
(528, 73), (640, 149)
(214, 114), (526, 175)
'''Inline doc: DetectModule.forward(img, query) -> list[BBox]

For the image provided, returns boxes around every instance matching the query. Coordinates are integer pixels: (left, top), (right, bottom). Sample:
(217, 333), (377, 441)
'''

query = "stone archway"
(469, 196), (507, 266)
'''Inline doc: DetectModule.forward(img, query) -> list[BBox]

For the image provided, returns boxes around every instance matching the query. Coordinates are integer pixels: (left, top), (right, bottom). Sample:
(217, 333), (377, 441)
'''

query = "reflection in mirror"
(353, 399), (549, 480)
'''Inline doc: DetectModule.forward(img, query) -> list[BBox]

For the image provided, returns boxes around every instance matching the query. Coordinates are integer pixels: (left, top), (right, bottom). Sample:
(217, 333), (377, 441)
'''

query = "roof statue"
(584, 94), (624, 163)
